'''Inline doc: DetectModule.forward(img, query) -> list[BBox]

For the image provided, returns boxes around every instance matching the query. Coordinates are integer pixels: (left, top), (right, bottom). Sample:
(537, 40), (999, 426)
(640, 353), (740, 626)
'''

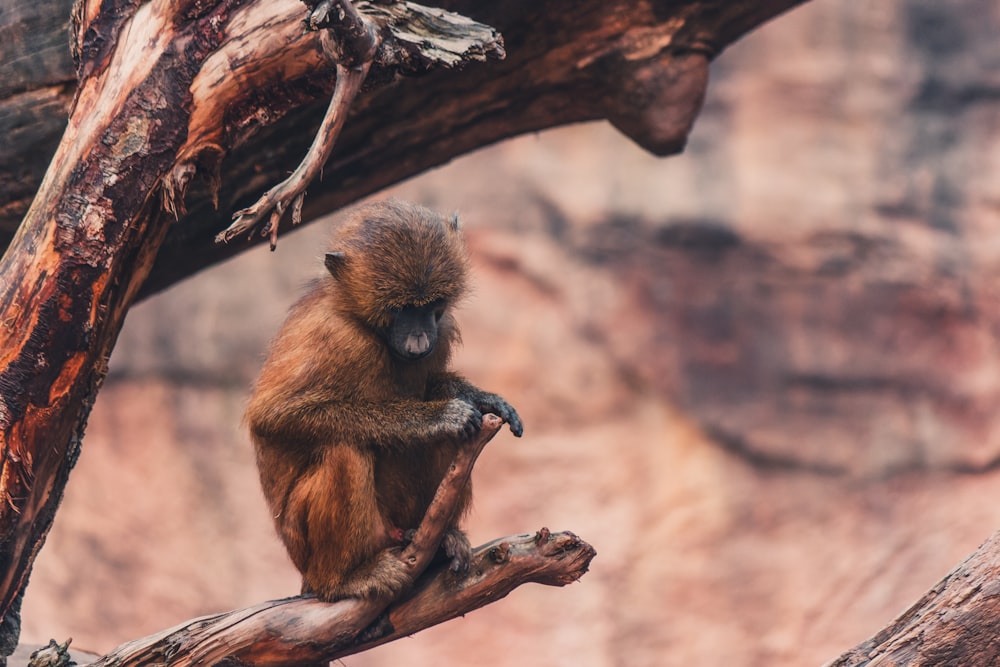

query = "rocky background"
(19, 1), (1000, 665)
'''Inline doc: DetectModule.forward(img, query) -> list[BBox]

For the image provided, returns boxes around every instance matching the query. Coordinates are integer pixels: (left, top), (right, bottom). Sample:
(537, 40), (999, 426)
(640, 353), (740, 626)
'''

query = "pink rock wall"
(21, 1), (1000, 665)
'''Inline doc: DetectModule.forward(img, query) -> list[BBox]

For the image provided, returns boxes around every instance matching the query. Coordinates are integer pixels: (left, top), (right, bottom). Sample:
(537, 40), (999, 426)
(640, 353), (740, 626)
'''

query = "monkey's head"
(324, 200), (469, 361)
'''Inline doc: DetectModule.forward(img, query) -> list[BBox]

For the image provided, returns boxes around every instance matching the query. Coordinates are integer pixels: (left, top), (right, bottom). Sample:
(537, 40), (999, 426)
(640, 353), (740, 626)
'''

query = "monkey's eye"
(430, 300), (446, 322)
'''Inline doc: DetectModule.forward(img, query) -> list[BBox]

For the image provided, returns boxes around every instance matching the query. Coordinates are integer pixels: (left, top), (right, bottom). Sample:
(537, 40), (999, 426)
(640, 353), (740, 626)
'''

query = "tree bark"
(825, 529), (1000, 667)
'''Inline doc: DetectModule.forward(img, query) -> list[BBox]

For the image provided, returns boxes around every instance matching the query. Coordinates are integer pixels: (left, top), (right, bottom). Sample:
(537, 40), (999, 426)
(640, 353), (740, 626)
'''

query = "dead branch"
(217, 0), (380, 248)
(218, 62), (371, 249)
(82, 532), (593, 667)
(82, 415), (595, 667)
(340, 528), (595, 659)
(216, 1), (506, 249)
(0, 1), (807, 299)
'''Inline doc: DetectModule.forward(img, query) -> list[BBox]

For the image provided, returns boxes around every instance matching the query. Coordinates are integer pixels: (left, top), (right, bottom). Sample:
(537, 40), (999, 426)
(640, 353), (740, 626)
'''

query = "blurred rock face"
(21, 1), (1000, 665)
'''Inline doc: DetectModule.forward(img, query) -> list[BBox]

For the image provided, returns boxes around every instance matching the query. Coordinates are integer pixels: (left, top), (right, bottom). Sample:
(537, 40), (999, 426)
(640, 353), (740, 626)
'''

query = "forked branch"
(83, 416), (594, 667)
(217, 0), (378, 249)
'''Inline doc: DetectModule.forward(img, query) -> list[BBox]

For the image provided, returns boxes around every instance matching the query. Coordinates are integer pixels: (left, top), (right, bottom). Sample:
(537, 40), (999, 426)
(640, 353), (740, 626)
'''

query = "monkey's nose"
(404, 333), (431, 356)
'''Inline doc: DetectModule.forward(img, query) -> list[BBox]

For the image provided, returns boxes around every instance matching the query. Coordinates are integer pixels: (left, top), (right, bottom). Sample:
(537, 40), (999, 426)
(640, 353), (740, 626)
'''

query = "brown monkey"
(246, 199), (522, 602)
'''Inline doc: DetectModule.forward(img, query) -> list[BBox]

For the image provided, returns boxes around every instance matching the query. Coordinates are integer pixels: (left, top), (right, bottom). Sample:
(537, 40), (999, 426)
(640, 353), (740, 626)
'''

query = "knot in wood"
(489, 542), (510, 564)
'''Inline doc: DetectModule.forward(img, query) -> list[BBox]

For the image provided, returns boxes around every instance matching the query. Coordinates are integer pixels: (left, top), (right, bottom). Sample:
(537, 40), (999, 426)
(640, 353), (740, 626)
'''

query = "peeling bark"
(0, 0), (808, 296)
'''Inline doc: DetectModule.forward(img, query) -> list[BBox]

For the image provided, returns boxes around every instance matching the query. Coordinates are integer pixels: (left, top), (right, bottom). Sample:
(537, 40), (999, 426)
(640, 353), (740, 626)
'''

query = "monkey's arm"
(248, 391), (482, 449)
(427, 372), (523, 437)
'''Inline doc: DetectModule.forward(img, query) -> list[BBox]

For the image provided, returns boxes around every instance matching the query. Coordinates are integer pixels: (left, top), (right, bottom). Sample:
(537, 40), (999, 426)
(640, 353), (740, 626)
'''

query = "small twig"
(216, 62), (370, 249)
(217, 0), (379, 249)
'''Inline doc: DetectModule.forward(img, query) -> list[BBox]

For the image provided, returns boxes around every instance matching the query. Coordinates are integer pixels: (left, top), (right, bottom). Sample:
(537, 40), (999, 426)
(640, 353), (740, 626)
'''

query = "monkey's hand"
(437, 398), (483, 441)
(469, 391), (523, 437)
(427, 374), (524, 437)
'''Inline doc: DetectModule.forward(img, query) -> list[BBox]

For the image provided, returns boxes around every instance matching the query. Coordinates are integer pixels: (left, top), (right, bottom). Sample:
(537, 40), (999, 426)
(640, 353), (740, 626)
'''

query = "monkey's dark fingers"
(478, 394), (523, 437)
(461, 408), (483, 440)
(501, 406), (524, 437)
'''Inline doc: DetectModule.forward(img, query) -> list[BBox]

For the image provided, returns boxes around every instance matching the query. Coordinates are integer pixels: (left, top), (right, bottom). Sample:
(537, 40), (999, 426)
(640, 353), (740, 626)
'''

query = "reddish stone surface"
(20, 1), (1000, 665)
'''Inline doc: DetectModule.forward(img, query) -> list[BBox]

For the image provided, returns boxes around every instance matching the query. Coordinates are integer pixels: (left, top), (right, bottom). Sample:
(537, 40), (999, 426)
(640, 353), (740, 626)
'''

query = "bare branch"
(216, 63), (371, 249)
(81, 414), (572, 667)
(215, 0), (509, 249)
(340, 528), (595, 659)
(84, 530), (594, 667)
(826, 529), (1000, 666)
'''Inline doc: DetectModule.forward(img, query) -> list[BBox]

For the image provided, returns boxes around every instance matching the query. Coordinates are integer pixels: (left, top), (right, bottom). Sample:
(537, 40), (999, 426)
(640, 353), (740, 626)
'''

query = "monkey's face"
(385, 300), (446, 361)
(324, 200), (468, 361)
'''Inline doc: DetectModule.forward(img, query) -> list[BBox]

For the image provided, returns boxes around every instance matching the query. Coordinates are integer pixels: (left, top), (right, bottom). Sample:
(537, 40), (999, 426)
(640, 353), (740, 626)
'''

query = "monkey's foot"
(442, 528), (473, 573)
(400, 527), (471, 573)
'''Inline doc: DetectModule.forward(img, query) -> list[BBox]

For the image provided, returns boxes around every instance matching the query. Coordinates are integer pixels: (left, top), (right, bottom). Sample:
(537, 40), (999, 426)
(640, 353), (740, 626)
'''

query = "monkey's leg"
(291, 445), (411, 602)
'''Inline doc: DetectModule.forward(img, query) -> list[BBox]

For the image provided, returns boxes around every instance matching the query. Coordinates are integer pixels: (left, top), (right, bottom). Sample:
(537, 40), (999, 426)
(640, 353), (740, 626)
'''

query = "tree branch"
(340, 529), (595, 659)
(82, 415), (595, 667)
(825, 529), (1000, 666)
(0, 1), (807, 298)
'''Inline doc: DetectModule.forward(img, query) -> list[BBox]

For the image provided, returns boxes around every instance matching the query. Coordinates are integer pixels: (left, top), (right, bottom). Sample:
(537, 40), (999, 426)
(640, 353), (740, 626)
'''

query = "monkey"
(246, 199), (523, 602)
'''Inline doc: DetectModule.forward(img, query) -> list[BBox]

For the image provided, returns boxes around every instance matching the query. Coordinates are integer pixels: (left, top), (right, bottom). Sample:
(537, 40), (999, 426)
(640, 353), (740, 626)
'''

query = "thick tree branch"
(82, 531), (593, 667)
(0, 0), (808, 298)
(825, 529), (1000, 667)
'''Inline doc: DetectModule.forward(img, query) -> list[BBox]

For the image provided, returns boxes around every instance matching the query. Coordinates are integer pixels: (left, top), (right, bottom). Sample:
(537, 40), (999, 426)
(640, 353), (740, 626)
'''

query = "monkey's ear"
(324, 251), (346, 279)
(449, 211), (461, 232)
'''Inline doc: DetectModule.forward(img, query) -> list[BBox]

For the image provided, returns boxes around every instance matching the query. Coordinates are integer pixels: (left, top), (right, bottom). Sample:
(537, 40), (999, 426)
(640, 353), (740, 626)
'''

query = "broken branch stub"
(215, 1), (505, 248)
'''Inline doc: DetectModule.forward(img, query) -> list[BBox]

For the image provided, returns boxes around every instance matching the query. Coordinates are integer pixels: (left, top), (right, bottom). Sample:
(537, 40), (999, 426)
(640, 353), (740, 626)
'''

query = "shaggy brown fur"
(247, 200), (522, 601)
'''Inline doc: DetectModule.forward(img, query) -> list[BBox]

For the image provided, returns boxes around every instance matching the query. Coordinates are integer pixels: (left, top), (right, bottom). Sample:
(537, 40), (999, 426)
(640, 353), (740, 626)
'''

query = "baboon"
(247, 199), (523, 601)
